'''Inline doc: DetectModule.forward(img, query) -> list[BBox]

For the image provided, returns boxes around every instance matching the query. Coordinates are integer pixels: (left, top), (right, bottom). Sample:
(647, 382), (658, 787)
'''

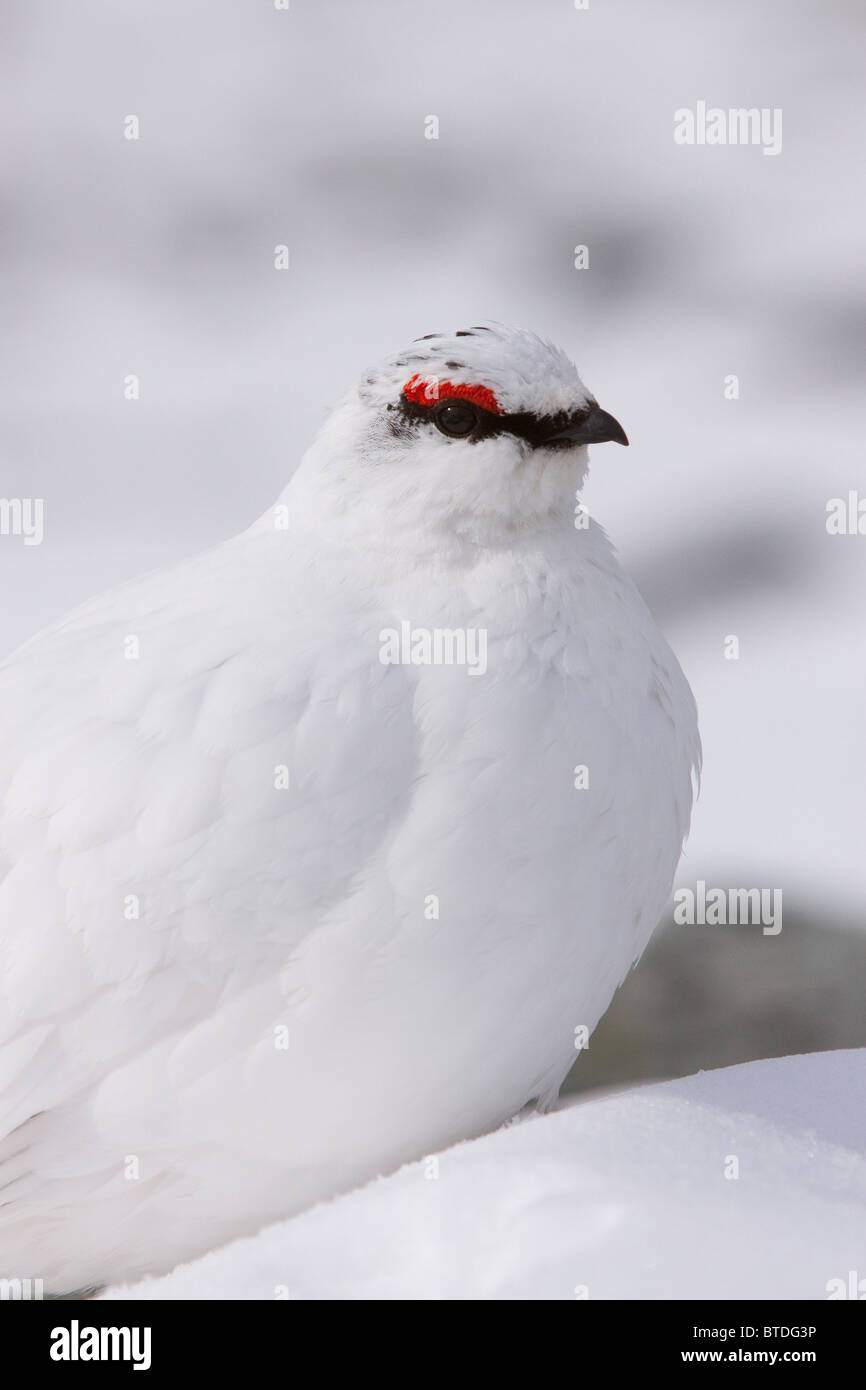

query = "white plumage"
(0, 324), (699, 1290)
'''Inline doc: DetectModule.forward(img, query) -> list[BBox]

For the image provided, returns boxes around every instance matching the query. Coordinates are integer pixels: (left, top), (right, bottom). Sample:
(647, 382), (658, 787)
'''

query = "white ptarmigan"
(0, 324), (699, 1292)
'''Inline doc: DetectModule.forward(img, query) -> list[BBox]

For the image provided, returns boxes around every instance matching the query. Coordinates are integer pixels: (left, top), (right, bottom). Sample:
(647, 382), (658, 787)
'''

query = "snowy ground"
(104, 1050), (866, 1300)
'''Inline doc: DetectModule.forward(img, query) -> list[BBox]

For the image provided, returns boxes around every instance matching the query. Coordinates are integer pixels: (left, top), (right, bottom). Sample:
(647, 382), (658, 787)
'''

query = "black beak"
(539, 405), (629, 449)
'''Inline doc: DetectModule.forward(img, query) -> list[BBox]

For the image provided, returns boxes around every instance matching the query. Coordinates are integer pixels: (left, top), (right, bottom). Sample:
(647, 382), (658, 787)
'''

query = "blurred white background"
(3, 0), (864, 1077)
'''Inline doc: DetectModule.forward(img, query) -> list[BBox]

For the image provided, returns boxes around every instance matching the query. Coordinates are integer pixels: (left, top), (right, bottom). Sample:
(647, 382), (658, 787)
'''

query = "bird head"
(297, 323), (627, 547)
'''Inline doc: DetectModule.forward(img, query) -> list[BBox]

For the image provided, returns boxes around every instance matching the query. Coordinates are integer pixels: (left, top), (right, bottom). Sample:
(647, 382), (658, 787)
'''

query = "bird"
(0, 323), (699, 1293)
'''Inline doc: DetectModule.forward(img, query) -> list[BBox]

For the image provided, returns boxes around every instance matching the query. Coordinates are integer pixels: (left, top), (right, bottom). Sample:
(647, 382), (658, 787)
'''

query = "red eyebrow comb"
(402, 375), (502, 415)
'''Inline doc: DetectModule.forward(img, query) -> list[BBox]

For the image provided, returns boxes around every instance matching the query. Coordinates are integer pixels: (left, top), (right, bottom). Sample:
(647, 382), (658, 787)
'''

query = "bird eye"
(433, 400), (478, 438)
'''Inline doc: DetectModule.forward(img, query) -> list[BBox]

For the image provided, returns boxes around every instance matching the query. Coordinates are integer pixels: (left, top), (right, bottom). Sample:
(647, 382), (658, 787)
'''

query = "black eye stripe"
(397, 393), (589, 447)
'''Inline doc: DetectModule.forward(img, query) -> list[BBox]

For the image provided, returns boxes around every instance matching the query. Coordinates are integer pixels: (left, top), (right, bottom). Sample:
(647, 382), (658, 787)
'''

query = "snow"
(103, 1049), (866, 1300)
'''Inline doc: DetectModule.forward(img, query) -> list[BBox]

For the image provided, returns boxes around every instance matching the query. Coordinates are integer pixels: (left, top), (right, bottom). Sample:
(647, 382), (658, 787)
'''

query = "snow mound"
(104, 1050), (866, 1300)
